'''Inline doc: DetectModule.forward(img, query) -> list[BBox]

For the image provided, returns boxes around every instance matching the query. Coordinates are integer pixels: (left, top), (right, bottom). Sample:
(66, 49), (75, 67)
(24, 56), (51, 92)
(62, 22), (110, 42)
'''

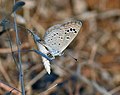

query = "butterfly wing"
(59, 20), (82, 52)
(43, 20), (82, 56)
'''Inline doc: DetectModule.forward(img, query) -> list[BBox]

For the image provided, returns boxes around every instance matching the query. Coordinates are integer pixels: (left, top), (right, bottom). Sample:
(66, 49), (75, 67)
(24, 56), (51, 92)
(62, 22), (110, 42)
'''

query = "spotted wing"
(43, 20), (82, 54)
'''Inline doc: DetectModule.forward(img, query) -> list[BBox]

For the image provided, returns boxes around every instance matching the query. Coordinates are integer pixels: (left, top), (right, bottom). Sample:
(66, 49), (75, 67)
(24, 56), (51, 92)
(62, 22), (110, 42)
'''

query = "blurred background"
(0, 0), (120, 95)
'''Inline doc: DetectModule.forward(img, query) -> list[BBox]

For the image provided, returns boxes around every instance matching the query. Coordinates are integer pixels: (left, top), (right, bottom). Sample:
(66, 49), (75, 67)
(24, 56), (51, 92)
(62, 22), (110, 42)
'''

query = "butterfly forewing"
(44, 20), (82, 56)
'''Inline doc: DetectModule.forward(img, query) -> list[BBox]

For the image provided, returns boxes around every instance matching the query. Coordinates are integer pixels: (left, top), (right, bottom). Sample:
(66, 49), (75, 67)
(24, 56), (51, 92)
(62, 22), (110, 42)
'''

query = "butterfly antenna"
(68, 54), (78, 61)
(6, 31), (19, 71)
(17, 25), (41, 43)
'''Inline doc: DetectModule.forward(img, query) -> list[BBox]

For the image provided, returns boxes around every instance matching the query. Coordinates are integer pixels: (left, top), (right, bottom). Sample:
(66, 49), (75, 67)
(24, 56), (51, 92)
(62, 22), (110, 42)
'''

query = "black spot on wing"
(66, 36), (70, 40)
(70, 28), (72, 31)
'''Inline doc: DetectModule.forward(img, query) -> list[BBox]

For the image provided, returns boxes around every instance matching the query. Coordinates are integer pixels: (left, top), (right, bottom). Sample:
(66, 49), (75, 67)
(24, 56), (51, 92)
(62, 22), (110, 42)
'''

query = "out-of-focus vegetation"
(0, 0), (120, 95)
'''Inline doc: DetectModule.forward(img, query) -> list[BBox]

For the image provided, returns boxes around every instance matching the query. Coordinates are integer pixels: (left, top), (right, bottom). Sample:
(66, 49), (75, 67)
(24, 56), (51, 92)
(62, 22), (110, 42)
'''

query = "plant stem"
(13, 0), (25, 95)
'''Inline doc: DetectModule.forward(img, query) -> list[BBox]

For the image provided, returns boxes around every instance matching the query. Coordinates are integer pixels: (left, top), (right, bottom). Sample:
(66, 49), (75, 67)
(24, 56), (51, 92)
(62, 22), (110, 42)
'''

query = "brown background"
(0, 0), (120, 95)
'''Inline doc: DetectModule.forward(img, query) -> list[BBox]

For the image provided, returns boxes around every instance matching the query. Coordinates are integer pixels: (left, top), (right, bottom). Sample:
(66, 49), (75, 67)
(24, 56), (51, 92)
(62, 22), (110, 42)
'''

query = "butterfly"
(40, 20), (82, 59)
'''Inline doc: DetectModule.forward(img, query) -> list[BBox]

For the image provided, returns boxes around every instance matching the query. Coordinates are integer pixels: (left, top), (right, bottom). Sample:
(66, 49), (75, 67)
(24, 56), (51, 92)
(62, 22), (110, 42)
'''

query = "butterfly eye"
(47, 53), (54, 58)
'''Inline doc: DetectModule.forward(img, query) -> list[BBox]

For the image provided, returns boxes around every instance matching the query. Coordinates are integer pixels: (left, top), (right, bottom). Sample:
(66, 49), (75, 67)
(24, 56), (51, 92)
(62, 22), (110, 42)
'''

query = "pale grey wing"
(43, 20), (82, 53)
(59, 20), (82, 53)
(43, 24), (65, 52)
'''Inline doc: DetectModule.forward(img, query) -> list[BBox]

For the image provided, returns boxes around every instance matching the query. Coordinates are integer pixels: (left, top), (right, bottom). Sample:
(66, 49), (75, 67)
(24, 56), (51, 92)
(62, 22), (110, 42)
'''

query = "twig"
(39, 84), (58, 95)
(40, 84), (58, 95)
(109, 85), (120, 95)
(13, 0), (25, 95)
(40, 78), (63, 95)
(25, 70), (46, 89)
(0, 60), (12, 84)
(0, 43), (30, 54)
(77, 9), (120, 21)
(88, 44), (98, 64)
(92, 81), (111, 95)
(0, 80), (21, 94)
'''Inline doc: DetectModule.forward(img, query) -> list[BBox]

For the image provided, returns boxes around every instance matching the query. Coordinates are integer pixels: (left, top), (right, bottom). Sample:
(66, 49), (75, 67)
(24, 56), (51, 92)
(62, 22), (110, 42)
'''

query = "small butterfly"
(41, 20), (82, 59)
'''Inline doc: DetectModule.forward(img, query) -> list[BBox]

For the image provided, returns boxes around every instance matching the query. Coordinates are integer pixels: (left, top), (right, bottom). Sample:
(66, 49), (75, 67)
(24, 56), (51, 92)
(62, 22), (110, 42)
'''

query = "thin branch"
(26, 70), (46, 89)
(109, 85), (120, 95)
(0, 80), (21, 94)
(13, 0), (25, 95)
